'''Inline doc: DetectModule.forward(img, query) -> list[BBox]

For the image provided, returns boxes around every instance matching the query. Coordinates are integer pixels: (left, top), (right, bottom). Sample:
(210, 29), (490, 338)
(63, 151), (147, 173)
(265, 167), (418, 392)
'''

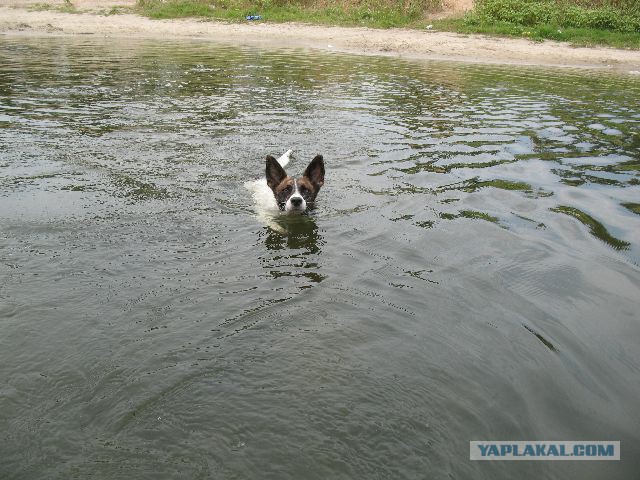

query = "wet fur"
(266, 154), (324, 213)
(244, 150), (325, 232)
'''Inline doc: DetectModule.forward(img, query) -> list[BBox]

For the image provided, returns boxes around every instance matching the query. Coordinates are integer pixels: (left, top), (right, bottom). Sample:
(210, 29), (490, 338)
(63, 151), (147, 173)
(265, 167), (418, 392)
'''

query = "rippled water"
(1, 37), (639, 479)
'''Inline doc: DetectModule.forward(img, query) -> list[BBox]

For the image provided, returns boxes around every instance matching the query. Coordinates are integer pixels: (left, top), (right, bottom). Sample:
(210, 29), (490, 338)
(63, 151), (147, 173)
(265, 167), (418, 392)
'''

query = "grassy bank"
(136, 0), (640, 48)
(137, 0), (441, 29)
(448, 0), (640, 48)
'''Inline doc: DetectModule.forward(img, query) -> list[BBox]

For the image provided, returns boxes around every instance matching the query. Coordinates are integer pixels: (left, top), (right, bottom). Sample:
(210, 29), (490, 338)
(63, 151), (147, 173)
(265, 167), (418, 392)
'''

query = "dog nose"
(291, 197), (303, 207)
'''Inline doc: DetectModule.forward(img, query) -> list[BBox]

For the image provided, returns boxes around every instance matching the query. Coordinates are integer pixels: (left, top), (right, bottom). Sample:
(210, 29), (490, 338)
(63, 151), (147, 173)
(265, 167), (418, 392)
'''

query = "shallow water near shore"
(1, 36), (639, 479)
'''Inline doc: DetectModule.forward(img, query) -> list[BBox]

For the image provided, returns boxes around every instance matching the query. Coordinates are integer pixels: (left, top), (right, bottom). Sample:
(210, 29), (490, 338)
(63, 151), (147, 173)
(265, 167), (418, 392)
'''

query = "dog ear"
(266, 155), (287, 190)
(303, 155), (325, 187)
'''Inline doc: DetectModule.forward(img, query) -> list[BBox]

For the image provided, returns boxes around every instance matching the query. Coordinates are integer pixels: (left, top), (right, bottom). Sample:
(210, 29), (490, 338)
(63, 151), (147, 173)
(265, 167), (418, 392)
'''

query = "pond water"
(1, 36), (639, 479)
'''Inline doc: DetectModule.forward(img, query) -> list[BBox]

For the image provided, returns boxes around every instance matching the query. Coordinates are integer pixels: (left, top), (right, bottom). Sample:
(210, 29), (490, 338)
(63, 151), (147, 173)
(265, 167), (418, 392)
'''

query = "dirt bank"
(1, 1), (639, 73)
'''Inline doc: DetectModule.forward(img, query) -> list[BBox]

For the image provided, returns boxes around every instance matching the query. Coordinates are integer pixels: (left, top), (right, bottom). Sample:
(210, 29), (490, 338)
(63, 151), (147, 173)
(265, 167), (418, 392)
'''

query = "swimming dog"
(265, 152), (324, 213)
(244, 150), (325, 231)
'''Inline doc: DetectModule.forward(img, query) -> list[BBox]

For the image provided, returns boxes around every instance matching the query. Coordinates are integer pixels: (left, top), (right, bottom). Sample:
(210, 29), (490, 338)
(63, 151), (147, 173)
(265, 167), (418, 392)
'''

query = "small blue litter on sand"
(246, 15), (262, 20)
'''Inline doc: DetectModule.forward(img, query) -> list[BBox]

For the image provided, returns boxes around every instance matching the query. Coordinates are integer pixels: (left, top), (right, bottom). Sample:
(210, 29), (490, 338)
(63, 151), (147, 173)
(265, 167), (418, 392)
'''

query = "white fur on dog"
(284, 179), (306, 213)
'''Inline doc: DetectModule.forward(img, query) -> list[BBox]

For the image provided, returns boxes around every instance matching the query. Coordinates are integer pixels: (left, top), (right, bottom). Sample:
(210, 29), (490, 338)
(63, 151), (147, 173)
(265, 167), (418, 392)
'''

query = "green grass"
(472, 0), (639, 30)
(29, 1), (79, 13)
(137, 0), (441, 29)
(440, 0), (640, 48)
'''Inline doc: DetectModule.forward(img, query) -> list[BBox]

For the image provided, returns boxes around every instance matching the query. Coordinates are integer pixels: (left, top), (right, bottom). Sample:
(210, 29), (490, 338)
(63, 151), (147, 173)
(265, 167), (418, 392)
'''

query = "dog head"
(266, 154), (325, 213)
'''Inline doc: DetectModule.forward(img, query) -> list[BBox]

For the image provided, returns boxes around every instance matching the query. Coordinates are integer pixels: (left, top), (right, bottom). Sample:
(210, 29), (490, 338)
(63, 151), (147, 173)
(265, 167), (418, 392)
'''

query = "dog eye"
(283, 185), (292, 193)
(299, 186), (308, 194)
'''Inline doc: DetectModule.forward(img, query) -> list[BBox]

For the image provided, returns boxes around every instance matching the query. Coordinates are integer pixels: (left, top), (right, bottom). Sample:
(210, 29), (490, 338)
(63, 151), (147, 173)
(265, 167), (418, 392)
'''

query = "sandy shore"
(1, 0), (640, 73)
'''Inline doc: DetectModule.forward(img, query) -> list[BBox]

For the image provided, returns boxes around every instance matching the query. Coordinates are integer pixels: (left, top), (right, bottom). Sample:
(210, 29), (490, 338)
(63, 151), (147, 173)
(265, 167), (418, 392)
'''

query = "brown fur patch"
(272, 177), (295, 206)
(298, 176), (320, 202)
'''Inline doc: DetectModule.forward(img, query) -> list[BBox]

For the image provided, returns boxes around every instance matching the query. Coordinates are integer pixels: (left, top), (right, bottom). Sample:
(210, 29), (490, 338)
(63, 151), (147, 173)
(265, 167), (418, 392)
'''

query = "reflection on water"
(261, 214), (325, 285)
(264, 214), (322, 252)
(551, 205), (631, 250)
(1, 37), (640, 479)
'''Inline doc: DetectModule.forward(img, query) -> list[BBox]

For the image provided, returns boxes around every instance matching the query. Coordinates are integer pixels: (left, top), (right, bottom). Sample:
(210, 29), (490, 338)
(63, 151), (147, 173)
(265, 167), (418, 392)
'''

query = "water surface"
(1, 37), (640, 479)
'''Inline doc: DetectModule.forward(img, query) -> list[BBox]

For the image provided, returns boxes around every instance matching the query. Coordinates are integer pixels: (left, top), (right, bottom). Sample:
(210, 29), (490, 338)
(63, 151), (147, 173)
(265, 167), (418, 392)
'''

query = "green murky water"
(1, 37), (639, 479)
